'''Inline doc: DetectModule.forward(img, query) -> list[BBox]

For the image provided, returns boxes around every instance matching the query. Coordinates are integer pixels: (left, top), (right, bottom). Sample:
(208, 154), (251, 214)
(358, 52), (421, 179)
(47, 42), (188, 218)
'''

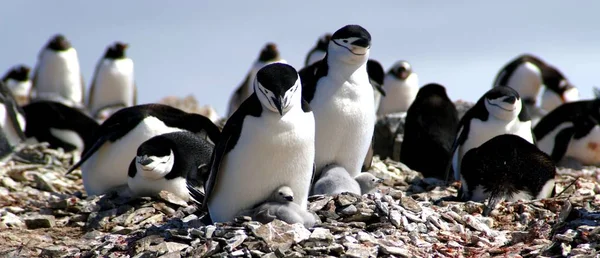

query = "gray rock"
(1, 211), (24, 228)
(338, 205), (358, 215)
(336, 194), (358, 207)
(251, 220), (310, 251)
(345, 242), (378, 257)
(309, 228), (334, 242)
(39, 246), (70, 257)
(24, 214), (56, 229)
(158, 191), (188, 207)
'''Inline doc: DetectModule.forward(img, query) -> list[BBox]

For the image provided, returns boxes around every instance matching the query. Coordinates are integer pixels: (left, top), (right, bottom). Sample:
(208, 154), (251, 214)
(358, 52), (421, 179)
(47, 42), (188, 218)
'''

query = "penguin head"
(104, 42), (129, 59)
(273, 186), (294, 203)
(355, 173), (383, 194)
(46, 34), (72, 51)
(134, 134), (175, 180)
(389, 60), (413, 80)
(2, 65), (31, 82)
(483, 87), (522, 121)
(258, 43), (281, 63)
(254, 63), (301, 116)
(416, 83), (449, 100)
(328, 25), (371, 64)
(316, 33), (332, 50)
(541, 66), (579, 111)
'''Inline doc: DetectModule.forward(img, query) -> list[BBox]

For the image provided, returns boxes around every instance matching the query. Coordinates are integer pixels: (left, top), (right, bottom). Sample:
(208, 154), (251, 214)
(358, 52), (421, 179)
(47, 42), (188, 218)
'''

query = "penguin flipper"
(374, 83), (386, 97)
(65, 132), (112, 174)
(445, 126), (464, 182)
(551, 127), (575, 162)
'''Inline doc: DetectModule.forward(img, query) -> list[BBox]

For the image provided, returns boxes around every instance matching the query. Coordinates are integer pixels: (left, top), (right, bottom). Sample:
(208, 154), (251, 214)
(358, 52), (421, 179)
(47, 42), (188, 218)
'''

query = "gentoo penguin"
(534, 99), (600, 165)
(127, 131), (214, 201)
(448, 87), (535, 181)
(237, 186), (316, 228)
(66, 104), (221, 196)
(361, 59), (386, 171)
(539, 66), (579, 112)
(312, 164), (382, 195)
(304, 33), (331, 67)
(2, 65), (32, 106)
(31, 34), (85, 109)
(376, 60), (419, 116)
(0, 81), (27, 158)
(299, 24), (374, 179)
(88, 42), (137, 121)
(226, 43), (287, 117)
(459, 134), (556, 216)
(23, 101), (99, 153)
(202, 63), (315, 223)
(400, 83), (459, 179)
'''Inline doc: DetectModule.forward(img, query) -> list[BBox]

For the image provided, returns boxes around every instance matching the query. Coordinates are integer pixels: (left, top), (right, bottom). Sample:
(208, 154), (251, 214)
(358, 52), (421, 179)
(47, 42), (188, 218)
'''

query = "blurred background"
(1, 1), (599, 115)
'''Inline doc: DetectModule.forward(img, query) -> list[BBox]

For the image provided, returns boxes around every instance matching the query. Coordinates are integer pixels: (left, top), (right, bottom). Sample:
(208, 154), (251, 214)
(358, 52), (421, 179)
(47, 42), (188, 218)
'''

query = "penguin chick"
(238, 186), (316, 228)
(355, 172), (383, 194)
(311, 164), (361, 195)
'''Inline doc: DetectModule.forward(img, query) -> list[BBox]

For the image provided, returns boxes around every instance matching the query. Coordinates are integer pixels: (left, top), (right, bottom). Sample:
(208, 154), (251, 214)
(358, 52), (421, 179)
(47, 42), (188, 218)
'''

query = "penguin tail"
(187, 182), (205, 206)
(65, 133), (111, 174)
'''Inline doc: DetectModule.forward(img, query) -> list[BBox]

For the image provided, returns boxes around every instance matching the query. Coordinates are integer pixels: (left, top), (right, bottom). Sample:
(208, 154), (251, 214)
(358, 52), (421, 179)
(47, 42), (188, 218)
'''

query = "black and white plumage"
(539, 66), (579, 112)
(377, 60), (419, 116)
(31, 34), (85, 109)
(202, 63), (315, 223)
(2, 65), (32, 106)
(459, 134), (556, 216)
(304, 33), (331, 67)
(23, 100), (99, 154)
(367, 59), (386, 110)
(400, 83), (459, 179)
(534, 99), (600, 166)
(66, 104), (220, 197)
(88, 42), (137, 121)
(226, 43), (287, 117)
(448, 86), (535, 181)
(299, 24), (374, 179)
(0, 81), (27, 158)
(312, 164), (382, 195)
(127, 131), (214, 201)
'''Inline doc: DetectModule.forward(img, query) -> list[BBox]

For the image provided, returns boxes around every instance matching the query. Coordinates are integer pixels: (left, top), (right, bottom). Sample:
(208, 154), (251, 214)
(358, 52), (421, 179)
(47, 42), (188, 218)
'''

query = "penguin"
(202, 63), (315, 223)
(376, 60), (419, 116)
(459, 134), (556, 216)
(304, 33), (331, 67)
(312, 164), (382, 195)
(2, 65), (32, 106)
(88, 42), (137, 120)
(361, 59), (386, 171)
(448, 86), (535, 181)
(31, 34), (85, 109)
(299, 24), (374, 179)
(65, 104), (221, 197)
(539, 66), (579, 112)
(534, 99), (600, 166)
(0, 81), (27, 158)
(23, 100), (99, 154)
(355, 172), (383, 194)
(226, 43), (287, 117)
(127, 131), (214, 201)
(237, 186), (316, 228)
(400, 83), (459, 179)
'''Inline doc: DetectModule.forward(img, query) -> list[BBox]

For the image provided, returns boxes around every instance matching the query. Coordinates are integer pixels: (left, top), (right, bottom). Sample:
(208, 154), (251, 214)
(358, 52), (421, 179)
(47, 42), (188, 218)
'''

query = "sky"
(1, 1), (599, 116)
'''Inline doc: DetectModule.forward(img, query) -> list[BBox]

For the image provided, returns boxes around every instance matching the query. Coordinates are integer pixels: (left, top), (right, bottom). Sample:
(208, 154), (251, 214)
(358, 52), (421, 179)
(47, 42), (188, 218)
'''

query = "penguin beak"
(138, 156), (153, 166)
(272, 96), (284, 116)
(352, 38), (370, 48)
(285, 195), (294, 201)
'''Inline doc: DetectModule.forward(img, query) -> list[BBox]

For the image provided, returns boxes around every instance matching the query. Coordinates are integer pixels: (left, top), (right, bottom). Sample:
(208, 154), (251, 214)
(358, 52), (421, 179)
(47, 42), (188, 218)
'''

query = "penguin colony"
(0, 24), (594, 227)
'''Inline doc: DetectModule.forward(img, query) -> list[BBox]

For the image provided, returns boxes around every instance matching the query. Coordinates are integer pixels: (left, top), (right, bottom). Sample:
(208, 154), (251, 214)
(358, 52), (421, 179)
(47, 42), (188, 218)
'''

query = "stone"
(24, 214), (56, 229)
(158, 191), (188, 207)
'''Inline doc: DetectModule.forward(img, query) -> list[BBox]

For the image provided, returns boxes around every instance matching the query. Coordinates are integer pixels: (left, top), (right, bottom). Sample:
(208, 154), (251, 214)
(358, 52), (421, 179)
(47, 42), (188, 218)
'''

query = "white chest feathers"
(0, 104), (24, 146)
(34, 48), (84, 104)
(538, 122), (600, 165)
(208, 109), (315, 223)
(377, 73), (419, 116)
(89, 58), (135, 115)
(5, 79), (32, 103)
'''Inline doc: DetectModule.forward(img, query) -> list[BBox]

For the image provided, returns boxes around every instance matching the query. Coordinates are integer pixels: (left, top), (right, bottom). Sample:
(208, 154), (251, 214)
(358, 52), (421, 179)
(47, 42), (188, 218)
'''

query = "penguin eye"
(343, 40), (348, 43)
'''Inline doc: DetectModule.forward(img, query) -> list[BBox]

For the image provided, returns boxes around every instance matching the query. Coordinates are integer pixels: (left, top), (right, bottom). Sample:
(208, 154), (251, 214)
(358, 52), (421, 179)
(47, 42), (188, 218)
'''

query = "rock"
(1, 211), (24, 228)
(338, 205), (358, 215)
(379, 244), (411, 257)
(336, 194), (358, 206)
(24, 214), (56, 229)
(309, 228), (334, 242)
(39, 246), (70, 257)
(345, 243), (378, 257)
(158, 191), (188, 207)
(252, 220), (309, 251)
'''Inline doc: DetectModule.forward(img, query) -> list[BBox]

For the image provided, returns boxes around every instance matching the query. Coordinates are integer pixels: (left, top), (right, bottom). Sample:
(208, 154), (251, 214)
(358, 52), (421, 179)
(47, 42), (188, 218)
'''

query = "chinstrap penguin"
(88, 42), (137, 121)
(202, 63), (315, 223)
(304, 33), (331, 67)
(237, 186), (317, 228)
(299, 24), (374, 179)
(534, 99), (600, 166)
(31, 34), (85, 109)
(312, 164), (382, 195)
(539, 66), (579, 112)
(128, 131), (214, 201)
(23, 100), (99, 154)
(400, 83), (459, 179)
(226, 43), (287, 117)
(459, 134), (556, 216)
(376, 60), (419, 116)
(66, 104), (221, 197)
(0, 81), (27, 159)
(2, 65), (32, 106)
(448, 86), (535, 181)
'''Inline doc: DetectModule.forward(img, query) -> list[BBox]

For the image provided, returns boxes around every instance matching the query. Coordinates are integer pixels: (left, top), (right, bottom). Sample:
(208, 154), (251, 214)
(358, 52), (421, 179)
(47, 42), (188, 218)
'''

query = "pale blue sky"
(2, 1), (599, 116)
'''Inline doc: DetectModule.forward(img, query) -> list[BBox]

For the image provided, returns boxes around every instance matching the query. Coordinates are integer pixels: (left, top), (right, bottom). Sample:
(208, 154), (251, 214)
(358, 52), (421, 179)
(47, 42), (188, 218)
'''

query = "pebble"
(24, 214), (56, 229)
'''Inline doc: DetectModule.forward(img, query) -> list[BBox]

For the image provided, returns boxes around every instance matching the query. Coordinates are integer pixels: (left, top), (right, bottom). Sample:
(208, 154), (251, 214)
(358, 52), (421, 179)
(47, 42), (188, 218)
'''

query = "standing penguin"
(400, 83), (459, 179)
(23, 101), (99, 154)
(0, 81), (27, 158)
(448, 87), (535, 181)
(88, 42), (137, 121)
(376, 60), (419, 116)
(128, 131), (214, 201)
(539, 66), (579, 112)
(299, 24), (374, 179)
(304, 33), (332, 67)
(31, 34), (85, 109)
(534, 99), (600, 166)
(2, 65), (32, 106)
(459, 134), (556, 216)
(203, 63), (315, 223)
(226, 43), (287, 117)
(66, 104), (220, 196)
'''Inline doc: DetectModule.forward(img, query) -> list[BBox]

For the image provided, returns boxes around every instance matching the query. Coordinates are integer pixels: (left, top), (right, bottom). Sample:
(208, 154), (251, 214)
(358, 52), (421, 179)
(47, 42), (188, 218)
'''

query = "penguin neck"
(326, 55), (369, 84)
